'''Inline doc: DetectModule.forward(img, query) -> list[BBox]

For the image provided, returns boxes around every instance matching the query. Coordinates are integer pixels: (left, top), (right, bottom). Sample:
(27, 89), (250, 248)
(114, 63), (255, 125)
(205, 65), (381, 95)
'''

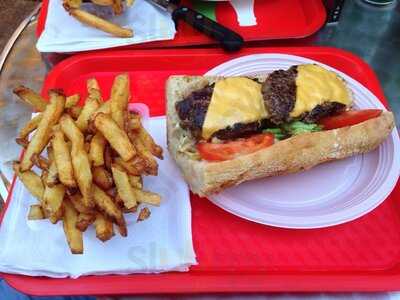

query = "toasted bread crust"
(166, 76), (395, 196)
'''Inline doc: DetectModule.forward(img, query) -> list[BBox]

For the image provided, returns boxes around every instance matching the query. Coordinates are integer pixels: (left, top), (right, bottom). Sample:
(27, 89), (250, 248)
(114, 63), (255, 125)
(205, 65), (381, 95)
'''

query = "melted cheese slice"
(290, 64), (352, 118)
(202, 77), (267, 140)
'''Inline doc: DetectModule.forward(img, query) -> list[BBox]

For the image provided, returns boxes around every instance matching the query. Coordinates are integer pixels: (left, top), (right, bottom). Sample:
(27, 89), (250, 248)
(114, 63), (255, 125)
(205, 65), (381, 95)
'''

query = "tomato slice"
(197, 133), (274, 162)
(318, 109), (382, 130)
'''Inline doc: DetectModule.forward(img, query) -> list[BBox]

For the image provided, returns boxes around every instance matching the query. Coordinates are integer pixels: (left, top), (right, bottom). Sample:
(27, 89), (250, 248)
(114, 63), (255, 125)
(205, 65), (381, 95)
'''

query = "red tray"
(2, 47), (400, 296)
(36, 0), (326, 48)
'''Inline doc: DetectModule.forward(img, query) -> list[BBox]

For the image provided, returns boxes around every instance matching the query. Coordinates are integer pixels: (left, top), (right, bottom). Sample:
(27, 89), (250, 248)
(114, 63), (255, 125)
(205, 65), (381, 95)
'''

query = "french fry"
(112, 0), (123, 15)
(76, 212), (96, 232)
(42, 184), (65, 218)
(93, 185), (124, 226)
(104, 145), (113, 171)
(126, 0), (134, 6)
(60, 114), (94, 208)
(62, 198), (83, 254)
(15, 137), (29, 148)
(13, 162), (44, 200)
(93, 166), (114, 190)
(53, 129), (76, 187)
(28, 204), (46, 220)
(89, 132), (107, 167)
(18, 114), (43, 140)
(20, 90), (65, 171)
(110, 73), (129, 129)
(65, 94), (80, 108)
(114, 156), (146, 176)
(31, 154), (50, 170)
(91, 0), (114, 6)
(46, 147), (59, 187)
(116, 216), (127, 237)
(13, 85), (47, 112)
(133, 189), (161, 206)
(63, 0), (82, 9)
(92, 101), (111, 121)
(128, 175), (142, 189)
(111, 164), (137, 209)
(137, 125), (163, 159)
(130, 137), (158, 176)
(64, 6), (133, 38)
(94, 113), (136, 161)
(137, 207), (151, 222)
(66, 106), (82, 119)
(128, 113), (141, 131)
(69, 193), (93, 214)
(76, 97), (100, 132)
(94, 212), (114, 242)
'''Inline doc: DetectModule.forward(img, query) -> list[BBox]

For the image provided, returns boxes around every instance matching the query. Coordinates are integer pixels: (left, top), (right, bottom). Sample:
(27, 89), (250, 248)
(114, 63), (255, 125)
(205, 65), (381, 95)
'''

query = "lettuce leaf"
(263, 121), (322, 141)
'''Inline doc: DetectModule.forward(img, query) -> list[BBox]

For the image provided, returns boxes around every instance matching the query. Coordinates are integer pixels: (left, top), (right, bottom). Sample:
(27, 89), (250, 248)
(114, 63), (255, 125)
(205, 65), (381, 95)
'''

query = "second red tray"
(2, 47), (400, 295)
(36, 0), (326, 48)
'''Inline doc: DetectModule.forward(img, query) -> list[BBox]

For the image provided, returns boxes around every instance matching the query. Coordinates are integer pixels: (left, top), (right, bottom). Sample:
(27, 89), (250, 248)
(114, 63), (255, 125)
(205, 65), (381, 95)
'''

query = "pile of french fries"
(63, 0), (134, 38)
(13, 74), (163, 254)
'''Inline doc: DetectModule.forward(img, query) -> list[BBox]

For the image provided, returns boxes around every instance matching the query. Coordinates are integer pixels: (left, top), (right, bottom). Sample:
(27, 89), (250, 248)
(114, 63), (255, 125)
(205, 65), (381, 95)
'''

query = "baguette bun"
(166, 75), (395, 197)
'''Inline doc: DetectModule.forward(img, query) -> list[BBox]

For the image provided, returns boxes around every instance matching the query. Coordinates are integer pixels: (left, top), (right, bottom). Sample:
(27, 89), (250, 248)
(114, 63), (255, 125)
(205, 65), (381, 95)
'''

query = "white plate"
(204, 54), (400, 229)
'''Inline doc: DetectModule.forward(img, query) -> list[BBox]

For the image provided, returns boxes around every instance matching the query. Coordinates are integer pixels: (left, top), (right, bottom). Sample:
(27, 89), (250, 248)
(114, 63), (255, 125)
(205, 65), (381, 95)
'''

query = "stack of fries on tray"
(13, 74), (163, 254)
(63, 0), (134, 37)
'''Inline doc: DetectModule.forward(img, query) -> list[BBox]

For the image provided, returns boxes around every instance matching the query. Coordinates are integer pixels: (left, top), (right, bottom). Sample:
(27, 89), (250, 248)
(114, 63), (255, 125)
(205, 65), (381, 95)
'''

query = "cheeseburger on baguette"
(166, 64), (395, 196)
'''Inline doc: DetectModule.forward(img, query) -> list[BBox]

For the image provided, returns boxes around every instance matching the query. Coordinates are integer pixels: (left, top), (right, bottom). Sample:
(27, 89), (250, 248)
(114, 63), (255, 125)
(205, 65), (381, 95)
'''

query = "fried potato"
(76, 97), (100, 132)
(137, 207), (151, 222)
(133, 189), (161, 206)
(13, 85), (47, 112)
(53, 129), (76, 187)
(28, 204), (46, 220)
(20, 90), (65, 171)
(137, 125), (163, 159)
(114, 156), (145, 176)
(94, 113), (136, 161)
(93, 166), (113, 190)
(76, 212), (96, 232)
(89, 132), (107, 167)
(66, 106), (82, 119)
(110, 74), (129, 129)
(104, 144), (113, 171)
(64, 5), (133, 38)
(63, 0), (82, 9)
(111, 164), (137, 209)
(128, 113), (141, 131)
(62, 198), (83, 254)
(18, 114), (43, 140)
(128, 175), (142, 189)
(13, 162), (44, 200)
(130, 136), (158, 176)
(46, 147), (60, 187)
(65, 94), (80, 108)
(112, 0), (123, 15)
(93, 185), (124, 226)
(15, 137), (29, 148)
(126, 0), (134, 6)
(42, 184), (65, 219)
(91, 0), (114, 6)
(69, 193), (93, 214)
(94, 212), (114, 242)
(116, 215), (127, 237)
(31, 154), (50, 170)
(92, 101), (111, 120)
(60, 114), (94, 208)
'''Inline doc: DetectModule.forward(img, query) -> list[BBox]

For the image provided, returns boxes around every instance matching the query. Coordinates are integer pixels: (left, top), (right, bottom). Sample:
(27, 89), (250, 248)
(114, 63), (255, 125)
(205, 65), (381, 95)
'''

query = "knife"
(145, 0), (244, 51)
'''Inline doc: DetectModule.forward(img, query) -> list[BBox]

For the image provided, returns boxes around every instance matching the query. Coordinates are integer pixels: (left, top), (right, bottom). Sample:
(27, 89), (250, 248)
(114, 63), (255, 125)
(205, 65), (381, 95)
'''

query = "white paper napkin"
(0, 117), (197, 278)
(36, 0), (176, 53)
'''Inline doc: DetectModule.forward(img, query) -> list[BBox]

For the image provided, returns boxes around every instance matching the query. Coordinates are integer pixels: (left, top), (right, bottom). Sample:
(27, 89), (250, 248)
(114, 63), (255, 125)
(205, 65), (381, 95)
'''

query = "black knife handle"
(172, 6), (244, 52)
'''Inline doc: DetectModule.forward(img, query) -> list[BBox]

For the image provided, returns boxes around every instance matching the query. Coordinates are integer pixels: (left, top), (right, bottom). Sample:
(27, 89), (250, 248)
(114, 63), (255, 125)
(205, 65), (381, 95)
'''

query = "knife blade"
(146, 0), (244, 51)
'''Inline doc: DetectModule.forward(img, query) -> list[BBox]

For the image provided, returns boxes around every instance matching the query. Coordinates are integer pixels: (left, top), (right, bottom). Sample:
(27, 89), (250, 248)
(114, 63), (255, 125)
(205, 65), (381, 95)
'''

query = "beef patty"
(262, 66), (297, 124)
(262, 66), (346, 124)
(175, 83), (264, 141)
